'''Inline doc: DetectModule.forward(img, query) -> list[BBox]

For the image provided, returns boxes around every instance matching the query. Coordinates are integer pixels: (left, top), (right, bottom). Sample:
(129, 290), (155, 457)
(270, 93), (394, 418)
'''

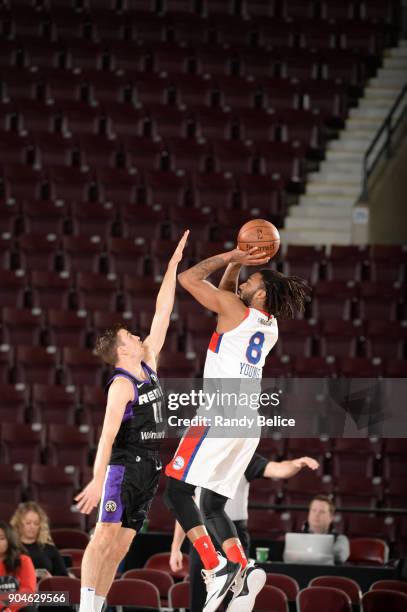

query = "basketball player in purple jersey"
(74, 231), (189, 612)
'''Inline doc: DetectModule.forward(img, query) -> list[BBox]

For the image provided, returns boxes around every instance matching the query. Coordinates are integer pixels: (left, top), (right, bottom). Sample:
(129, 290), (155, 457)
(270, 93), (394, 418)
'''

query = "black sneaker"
(226, 560), (267, 611)
(202, 553), (242, 612)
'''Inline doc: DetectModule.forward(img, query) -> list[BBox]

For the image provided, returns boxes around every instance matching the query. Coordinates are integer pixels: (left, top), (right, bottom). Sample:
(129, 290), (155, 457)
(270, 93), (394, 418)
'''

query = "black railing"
(361, 80), (407, 201)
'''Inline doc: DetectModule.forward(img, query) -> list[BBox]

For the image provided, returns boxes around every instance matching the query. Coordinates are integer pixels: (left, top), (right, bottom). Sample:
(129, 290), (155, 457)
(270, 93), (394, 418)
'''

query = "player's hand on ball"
(293, 456), (320, 471)
(230, 246), (271, 266)
(169, 550), (183, 573)
(75, 479), (103, 514)
(169, 230), (190, 266)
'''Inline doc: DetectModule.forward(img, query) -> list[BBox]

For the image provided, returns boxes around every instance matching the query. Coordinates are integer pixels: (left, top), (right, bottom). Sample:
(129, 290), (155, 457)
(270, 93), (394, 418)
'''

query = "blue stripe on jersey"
(182, 426), (210, 481)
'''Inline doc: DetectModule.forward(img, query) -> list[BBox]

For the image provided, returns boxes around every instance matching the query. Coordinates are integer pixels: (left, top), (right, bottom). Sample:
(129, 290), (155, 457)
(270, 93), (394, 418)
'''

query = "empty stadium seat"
(362, 590), (407, 612)
(47, 424), (94, 467)
(348, 538), (389, 565)
(31, 383), (78, 425)
(297, 586), (352, 612)
(30, 464), (79, 506)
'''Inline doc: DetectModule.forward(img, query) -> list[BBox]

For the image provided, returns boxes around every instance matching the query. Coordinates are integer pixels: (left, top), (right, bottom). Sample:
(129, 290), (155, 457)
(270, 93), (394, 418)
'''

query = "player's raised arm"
(74, 378), (133, 514)
(143, 231), (189, 363)
(178, 247), (270, 315)
(218, 257), (242, 294)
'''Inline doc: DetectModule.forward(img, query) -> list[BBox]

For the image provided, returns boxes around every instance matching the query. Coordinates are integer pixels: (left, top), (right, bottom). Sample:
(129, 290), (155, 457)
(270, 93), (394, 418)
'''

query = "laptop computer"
(283, 533), (335, 565)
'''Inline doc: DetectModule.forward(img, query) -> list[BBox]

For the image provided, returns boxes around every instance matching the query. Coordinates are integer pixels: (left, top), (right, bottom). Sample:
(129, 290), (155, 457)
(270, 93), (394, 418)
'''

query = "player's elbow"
(177, 271), (189, 287)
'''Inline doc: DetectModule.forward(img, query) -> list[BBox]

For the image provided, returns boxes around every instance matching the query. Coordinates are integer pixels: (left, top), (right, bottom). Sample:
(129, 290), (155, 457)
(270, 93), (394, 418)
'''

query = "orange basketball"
(237, 219), (280, 259)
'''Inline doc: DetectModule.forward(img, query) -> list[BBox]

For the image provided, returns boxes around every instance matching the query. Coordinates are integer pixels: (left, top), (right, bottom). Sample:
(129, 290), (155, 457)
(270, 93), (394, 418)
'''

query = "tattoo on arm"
(187, 255), (228, 280)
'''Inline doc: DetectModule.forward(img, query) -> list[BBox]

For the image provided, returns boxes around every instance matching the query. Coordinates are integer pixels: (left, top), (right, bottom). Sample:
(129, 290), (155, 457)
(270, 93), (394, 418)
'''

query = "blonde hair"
(10, 502), (53, 546)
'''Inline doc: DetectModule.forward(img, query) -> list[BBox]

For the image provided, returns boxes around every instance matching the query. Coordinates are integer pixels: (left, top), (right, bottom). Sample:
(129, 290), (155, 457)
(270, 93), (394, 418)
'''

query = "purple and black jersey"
(106, 362), (165, 464)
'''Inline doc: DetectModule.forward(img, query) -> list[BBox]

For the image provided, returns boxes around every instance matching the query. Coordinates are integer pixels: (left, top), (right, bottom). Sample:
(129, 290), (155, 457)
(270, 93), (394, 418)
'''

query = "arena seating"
(0, 6), (406, 609)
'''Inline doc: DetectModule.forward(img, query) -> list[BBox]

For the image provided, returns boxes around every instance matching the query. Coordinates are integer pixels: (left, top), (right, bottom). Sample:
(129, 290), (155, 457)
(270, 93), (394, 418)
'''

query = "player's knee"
(200, 489), (227, 520)
(164, 477), (194, 512)
(90, 525), (120, 557)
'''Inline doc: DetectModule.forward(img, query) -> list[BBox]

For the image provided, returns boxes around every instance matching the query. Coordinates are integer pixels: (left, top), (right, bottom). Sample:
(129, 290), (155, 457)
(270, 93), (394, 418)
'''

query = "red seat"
(18, 233), (59, 272)
(105, 103), (149, 139)
(297, 586), (352, 612)
(0, 464), (27, 504)
(0, 346), (13, 384)
(338, 357), (383, 377)
(212, 139), (255, 174)
(121, 569), (173, 604)
(156, 351), (198, 377)
(60, 101), (105, 136)
(33, 132), (77, 169)
(335, 475), (382, 509)
(282, 0), (315, 19)
(31, 384), (78, 425)
(359, 282), (403, 320)
(348, 538), (389, 565)
(218, 77), (258, 110)
(30, 270), (72, 310)
(145, 552), (190, 580)
(370, 580), (407, 595)
(383, 456), (407, 480)
(192, 106), (233, 140)
(121, 136), (165, 173)
(0, 131), (31, 165)
(313, 281), (358, 320)
(248, 510), (292, 539)
(1, 423), (45, 464)
(362, 590), (407, 612)
(81, 384), (107, 427)
(279, 49), (319, 81)
(278, 319), (317, 358)
(265, 574), (299, 601)
(0, 384), (27, 424)
(47, 424), (93, 468)
(30, 464), (79, 506)
(195, 45), (234, 76)
(145, 170), (188, 208)
(309, 577), (361, 605)
(43, 72), (83, 104)
(0, 270), (27, 308)
(106, 237), (147, 276)
(368, 245), (407, 283)
(38, 576), (81, 605)
(346, 513), (396, 542)
(385, 477), (407, 508)
(257, 20), (296, 48)
(21, 200), (68, 235)
(283, 245), (324, 284)
(46, 309), (89, 348)
(384, 359), (407, 377)
(364, 320), (406, 359)
(285, 470), (332, 501)
(119, 204), (164, 240)
(107, 579), (160, 610)
(253, 585), (289, 611)
(239, 174), (284, 215)
(173, 75), (215, 108)
(15, 346), (58, 385)
(61, 236), (102, 274)
(17, 99), (60, 133)
(193, 172), (235, 209)
(59, 548), (84, 566)
(323, 1), (353, 20)
(292, 357), (337, 377)
(39, 505), (85, 531)
(62, 347), (104, 387)
(2, 307), (43, 347)
(239, 109), (279, 141)
(319, 320), (362, 358)
(77, 134), (121, 171)
(168, 581), (190, 610)
(325, 245), (367, 282)
(67, 42), (106, 72)
(153, 43), (192, 74)
(50, 528), (90, 550)
(76, 272), (119, 312)
(149, 104), (189, 140)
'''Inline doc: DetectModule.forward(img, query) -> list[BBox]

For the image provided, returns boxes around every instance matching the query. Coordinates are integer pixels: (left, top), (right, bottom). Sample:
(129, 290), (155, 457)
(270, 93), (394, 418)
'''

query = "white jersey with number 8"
(204, 307), (278, 379)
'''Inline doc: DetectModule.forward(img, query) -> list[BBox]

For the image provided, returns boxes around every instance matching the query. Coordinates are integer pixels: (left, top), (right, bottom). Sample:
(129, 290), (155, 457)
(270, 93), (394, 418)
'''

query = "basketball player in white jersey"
(164, 244), (311, 612)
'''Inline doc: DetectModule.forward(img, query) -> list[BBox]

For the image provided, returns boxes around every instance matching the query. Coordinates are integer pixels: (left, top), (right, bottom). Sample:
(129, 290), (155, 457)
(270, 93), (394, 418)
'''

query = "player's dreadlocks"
(259, 268), (311, 319)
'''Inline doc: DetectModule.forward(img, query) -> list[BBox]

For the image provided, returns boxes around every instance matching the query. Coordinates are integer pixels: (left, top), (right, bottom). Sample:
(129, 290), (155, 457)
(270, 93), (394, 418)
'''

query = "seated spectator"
(10, 503), (68, 579)
(301, 495), (349, 563)
(0, 520), (36, 612)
